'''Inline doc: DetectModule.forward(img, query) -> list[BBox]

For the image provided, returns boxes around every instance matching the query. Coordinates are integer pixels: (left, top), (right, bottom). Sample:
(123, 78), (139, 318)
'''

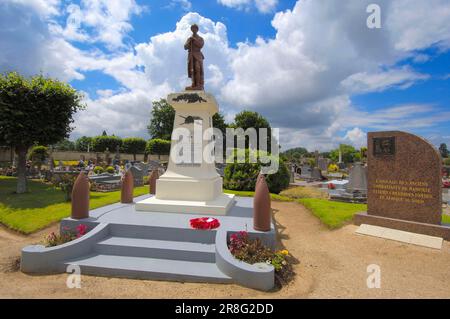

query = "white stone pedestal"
(135, 91), (235, 215)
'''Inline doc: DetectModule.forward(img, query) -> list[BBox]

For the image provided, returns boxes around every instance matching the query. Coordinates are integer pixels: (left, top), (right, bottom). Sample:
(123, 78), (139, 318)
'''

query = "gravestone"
(330, 163), (367, 203)
(299, 165), (312, 179)
(318, 157), (330, 172)
(354, 131), (450, 239)
(346, 163), (367, 193)
(134, 162), (150, 175)
(129, 165), (144, 186)
(311, 167), (323, 181)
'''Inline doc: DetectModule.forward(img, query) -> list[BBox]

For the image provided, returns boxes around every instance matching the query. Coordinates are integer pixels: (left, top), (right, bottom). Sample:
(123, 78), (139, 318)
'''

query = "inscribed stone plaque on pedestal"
(367, 131), (442, 225)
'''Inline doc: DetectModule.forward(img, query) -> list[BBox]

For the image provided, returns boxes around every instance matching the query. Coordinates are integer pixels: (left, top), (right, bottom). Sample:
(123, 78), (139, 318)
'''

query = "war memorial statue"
(184, 24), (204, 91)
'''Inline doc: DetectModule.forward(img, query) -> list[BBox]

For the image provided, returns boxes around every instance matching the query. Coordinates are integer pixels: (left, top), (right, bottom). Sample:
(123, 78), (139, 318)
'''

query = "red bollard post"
(149, 169), (159, 195)
(71, 171), (90, 219)
(121, 170), (134, 203)
(253, 173), (271, 231)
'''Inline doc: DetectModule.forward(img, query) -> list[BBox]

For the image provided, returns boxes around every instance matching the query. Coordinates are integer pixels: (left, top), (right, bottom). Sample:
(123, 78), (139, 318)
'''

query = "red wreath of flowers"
(190, 217), (220, 230)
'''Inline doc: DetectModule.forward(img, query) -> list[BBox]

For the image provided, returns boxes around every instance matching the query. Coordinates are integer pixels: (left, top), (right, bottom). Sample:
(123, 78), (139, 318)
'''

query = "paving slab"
(356, 224), (443, 249)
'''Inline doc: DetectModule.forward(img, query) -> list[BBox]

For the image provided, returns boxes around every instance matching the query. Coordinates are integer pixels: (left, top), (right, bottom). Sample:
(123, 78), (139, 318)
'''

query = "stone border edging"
(21, 223), (109, 273)
(215, 229), (275, 291)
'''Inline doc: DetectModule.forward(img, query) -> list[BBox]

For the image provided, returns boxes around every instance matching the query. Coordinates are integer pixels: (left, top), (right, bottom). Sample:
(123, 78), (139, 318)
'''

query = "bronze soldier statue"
(184, 24), (204, 91)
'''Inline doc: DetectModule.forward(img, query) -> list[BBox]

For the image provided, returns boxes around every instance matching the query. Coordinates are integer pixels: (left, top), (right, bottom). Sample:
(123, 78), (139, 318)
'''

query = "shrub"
(444, 158), (450, 166)
(328, 163), (339, 172)
(51, 173), (77, 201)
(105, 166), (115, 174)
(28, 145), (49, 169)
(28, 145), (49, 162)
(146, 138), (171, 155)
(94, 166), (104, 174)
(62, 160), (79, 166)
(223, 149), (290, 194)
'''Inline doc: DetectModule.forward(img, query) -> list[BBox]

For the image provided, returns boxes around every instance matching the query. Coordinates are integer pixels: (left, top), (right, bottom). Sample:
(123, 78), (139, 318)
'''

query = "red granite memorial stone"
(354, 131), (450, 239)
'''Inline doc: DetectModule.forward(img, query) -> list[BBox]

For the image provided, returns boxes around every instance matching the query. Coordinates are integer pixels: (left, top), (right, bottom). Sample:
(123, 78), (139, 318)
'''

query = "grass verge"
(224, 189), (293, 202)
(297, 198), (367, 229)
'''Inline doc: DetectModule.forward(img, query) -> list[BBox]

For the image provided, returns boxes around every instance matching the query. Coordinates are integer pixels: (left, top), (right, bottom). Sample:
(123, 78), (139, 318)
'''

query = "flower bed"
(228, 231), (295, 287)
(44, 224), (88, 247)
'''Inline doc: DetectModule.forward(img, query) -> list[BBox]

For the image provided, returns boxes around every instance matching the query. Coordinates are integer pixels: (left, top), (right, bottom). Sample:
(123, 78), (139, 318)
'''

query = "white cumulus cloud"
(217, 0), (278, 13)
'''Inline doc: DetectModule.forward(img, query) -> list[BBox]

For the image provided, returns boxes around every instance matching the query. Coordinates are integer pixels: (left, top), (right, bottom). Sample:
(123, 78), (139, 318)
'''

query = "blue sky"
(0, 0), (449, 151)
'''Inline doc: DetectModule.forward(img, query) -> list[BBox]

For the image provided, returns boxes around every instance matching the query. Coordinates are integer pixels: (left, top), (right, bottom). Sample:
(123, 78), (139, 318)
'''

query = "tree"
(146, 139), (171, 157)
(232, 110), (272, 151)
(122, 137), (147, 160)
(329, 144), (359, 163)
(0, 72), (84, 193)
(147, 98), (229, 141)
(147, 99), (176, 140)
(281, 147), (309, 162)
(92, 135), (122, 152)
(52, 139), (75, 151)
(75, 136), (93, 152)
(439, 143), (448, 158)
(212, 112), (227, 134)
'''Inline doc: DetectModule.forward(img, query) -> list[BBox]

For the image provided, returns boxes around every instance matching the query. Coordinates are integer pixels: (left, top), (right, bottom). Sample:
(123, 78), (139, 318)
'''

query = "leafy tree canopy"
(232, 110), (273, 150)
(439, 143), (448, 158)
(147, 99), (176, 140)
(0, 72), (84, 193)
(0, 72), (84, 148)
(329, 144), (359, 163)
(281, 147), (309, 162)
(147, 98), (229, 140)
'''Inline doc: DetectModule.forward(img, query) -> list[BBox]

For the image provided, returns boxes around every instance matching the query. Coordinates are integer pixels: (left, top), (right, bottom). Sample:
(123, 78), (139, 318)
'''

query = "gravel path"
(0, 201), (449, 298)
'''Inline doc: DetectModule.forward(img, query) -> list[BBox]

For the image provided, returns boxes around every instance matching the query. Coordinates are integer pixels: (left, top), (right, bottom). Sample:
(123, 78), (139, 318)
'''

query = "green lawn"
(298, 198), (367, 229)
(0, 176), (148, 234)
(298, 198), (450, 229)
(224, 189), (293, 202)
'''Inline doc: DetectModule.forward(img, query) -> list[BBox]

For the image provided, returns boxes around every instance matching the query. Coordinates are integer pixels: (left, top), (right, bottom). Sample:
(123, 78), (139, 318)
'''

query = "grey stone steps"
(64, 254), (232, 283)
(95, 236), (216, 262)
(109, 223), (216, 243)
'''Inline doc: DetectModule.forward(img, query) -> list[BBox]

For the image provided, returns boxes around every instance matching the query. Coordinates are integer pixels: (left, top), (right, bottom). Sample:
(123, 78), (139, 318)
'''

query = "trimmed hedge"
(92, 135), (122, 152)
(146, 139), (171, 155)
